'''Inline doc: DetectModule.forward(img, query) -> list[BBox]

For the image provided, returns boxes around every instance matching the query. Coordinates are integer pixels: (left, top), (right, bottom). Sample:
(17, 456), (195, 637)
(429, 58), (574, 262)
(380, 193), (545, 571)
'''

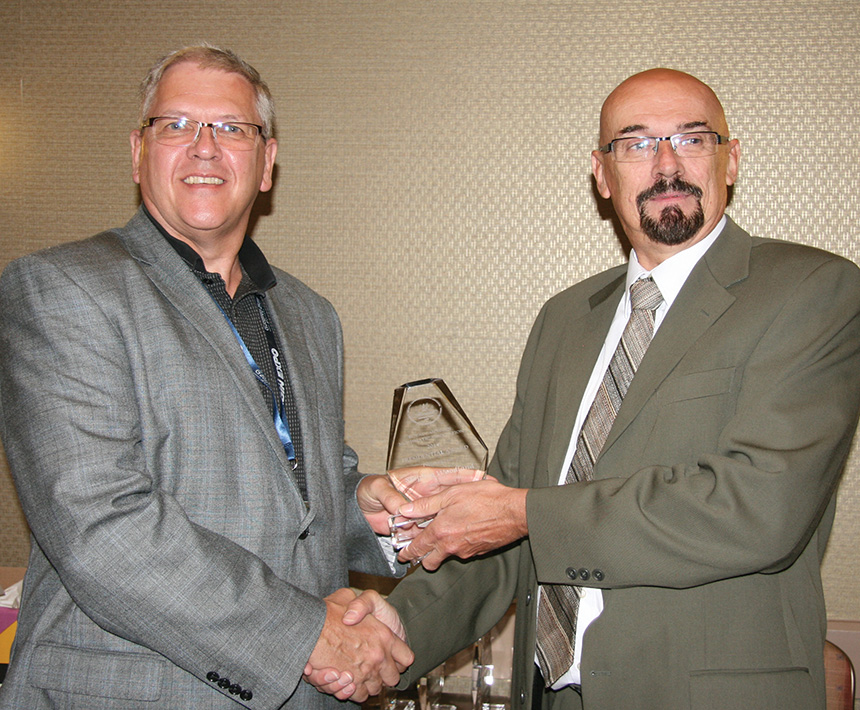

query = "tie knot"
(630, 277), (663, 311)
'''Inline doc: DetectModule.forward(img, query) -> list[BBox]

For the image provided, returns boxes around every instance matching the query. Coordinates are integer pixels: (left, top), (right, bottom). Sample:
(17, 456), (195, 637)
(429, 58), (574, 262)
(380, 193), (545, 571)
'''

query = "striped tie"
(535, 277), (663, 687)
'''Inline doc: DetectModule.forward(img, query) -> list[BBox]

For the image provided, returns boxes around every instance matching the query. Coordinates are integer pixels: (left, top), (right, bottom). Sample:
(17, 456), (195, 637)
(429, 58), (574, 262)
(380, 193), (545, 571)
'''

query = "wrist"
(506, 487), (530, 538)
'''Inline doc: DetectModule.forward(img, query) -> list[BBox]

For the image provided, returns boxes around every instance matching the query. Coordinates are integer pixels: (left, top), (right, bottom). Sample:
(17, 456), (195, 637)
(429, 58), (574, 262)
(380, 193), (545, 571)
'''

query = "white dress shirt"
(541, 216), (726, 688)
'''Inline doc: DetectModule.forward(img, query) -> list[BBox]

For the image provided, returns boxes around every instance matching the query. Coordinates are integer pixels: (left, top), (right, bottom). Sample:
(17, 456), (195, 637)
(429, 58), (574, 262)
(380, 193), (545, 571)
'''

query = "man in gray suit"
(325, 69), (860, 709)
(0, 45), (413, 709)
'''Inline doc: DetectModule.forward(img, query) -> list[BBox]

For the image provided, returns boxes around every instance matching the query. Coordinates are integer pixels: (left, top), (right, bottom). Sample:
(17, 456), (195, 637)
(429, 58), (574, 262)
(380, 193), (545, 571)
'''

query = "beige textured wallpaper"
(2, 0), (859, 623)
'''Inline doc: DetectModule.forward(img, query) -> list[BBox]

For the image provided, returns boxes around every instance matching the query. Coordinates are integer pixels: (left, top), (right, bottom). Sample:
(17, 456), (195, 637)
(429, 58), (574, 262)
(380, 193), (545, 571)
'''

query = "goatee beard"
(637, 178), (705, 246)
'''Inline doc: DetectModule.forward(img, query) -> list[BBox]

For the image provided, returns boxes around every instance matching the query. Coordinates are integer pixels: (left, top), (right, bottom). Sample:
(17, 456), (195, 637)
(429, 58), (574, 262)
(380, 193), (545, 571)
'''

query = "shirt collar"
(626, 215), (726, 310)
(142, 204), (277, 291)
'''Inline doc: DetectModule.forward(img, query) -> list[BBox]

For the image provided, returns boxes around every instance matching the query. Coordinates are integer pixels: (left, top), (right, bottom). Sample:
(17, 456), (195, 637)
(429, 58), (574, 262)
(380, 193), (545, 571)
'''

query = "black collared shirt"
(144, 207), (307, 502)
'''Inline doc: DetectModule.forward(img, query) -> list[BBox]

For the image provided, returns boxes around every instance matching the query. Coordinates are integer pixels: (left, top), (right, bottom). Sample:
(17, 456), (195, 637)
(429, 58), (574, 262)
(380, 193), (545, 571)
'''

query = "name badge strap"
(255, 297), (289, 417)
(211, 296), (297, 467)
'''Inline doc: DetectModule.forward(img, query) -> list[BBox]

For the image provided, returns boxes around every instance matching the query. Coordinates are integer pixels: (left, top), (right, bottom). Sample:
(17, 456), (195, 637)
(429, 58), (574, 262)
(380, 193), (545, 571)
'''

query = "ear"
(725, 138), (741, 186)
(259, 138), (278, 193)
(591, 150), (612, 199)
(130, 130), (143, 185)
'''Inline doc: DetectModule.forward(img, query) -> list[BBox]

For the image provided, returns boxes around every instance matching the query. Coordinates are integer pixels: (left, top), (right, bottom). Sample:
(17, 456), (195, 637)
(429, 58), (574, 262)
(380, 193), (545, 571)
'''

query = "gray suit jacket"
(0, 208), (393, 709)
(389, 218), (860, 710)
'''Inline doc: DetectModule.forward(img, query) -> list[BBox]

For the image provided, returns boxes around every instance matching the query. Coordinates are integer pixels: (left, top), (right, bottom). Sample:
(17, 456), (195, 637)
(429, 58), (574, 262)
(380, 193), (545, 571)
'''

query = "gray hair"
(138, 44), (275, 138)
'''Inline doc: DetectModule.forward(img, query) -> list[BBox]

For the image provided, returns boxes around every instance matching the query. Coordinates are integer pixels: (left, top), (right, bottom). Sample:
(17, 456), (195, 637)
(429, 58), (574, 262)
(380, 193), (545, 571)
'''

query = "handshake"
(303, 586), (410, 703)
(303, 467), (529, 702)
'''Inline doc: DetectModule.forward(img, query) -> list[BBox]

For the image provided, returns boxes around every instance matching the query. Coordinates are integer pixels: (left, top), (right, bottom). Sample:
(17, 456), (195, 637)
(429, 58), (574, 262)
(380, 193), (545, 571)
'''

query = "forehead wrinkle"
(152, 102), (245, 118)
(598, 69), (729, 143)
(150, 67), (262, 124)
(616, 119), (712, 138)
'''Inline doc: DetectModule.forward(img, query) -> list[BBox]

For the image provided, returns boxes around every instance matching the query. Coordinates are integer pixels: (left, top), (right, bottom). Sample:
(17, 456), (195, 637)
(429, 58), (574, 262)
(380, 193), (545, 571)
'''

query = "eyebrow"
(617, 120), (711, 136)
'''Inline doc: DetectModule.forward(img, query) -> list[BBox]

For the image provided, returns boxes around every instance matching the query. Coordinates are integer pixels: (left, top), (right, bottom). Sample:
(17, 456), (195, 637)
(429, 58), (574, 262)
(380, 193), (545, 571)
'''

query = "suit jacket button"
(228, 683), (242, 695)
(299, 528), (309, 540)
(579, 569), (590, 581)
(240, 689), (254, 701)
(566, 567), (578, 580)
(206, 671), (220, 682)
(594, 569), (604, 581)
(525, 591), (532, 606)
(217, 677), (231, 689)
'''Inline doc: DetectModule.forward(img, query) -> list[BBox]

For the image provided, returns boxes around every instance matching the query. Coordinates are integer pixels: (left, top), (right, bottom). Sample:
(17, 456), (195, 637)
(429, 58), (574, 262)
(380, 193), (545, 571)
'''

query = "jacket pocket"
(689, 666), (816, 710)
(661, 367), (736, 403)
(642, 367), (738, 463)
(29, 642), (165, 701)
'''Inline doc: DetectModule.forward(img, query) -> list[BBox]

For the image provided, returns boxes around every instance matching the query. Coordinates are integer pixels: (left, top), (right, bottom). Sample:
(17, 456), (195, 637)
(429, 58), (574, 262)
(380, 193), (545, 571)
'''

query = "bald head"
(599, 69), (729, 146)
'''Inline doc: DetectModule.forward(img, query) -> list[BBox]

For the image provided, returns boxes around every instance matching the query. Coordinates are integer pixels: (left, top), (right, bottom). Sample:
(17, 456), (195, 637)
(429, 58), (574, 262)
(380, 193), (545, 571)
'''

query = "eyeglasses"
(141, 117), (265, 150)
(598, 131), (730, 163)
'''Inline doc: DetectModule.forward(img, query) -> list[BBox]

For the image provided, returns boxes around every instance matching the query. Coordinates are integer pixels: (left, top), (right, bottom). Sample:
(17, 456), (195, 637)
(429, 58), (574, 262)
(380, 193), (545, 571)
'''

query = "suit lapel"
(597, 218), (752, 464)
(545, 271), (626, 484)
(116, 210), (298, 480)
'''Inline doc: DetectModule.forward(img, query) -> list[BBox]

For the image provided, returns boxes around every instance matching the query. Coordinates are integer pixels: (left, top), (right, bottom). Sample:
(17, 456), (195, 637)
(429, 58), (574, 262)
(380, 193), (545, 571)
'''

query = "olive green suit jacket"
(389, 217), (860, 710)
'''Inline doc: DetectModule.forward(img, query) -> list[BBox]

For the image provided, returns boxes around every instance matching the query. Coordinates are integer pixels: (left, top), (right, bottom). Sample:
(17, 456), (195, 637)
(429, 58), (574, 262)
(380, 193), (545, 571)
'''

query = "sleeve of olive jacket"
(526, 243), (860, 590)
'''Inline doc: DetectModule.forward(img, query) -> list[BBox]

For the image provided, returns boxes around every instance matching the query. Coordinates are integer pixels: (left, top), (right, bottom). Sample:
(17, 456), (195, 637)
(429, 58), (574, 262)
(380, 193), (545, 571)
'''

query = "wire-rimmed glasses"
(142, 116), (264, 150)
(598, 131), (730, 163)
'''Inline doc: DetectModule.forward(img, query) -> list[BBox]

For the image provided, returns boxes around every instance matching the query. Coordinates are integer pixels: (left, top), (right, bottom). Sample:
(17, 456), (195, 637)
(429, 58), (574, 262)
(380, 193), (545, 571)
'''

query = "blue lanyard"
(212, 295), (297, 468)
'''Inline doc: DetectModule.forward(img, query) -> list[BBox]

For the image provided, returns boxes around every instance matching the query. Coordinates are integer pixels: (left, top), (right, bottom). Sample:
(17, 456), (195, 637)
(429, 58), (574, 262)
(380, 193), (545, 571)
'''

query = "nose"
(188, 124), (221, 159)
(653, 139), (681, 178)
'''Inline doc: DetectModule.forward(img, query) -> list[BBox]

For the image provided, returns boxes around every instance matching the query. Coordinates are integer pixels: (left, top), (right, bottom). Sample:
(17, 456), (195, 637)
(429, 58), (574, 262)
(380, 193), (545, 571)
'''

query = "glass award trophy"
(386, 378), (488, 549)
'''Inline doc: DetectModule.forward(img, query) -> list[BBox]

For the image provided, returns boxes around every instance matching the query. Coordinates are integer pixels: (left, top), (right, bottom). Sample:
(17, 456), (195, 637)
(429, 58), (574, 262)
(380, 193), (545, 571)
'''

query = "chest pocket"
(660, 367), (736, 403)
(643, 367), (737, 463)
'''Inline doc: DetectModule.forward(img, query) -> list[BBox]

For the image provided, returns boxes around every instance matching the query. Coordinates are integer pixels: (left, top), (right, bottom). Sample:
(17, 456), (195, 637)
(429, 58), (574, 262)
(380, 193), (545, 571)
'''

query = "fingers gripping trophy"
(385, 379), (488, 551)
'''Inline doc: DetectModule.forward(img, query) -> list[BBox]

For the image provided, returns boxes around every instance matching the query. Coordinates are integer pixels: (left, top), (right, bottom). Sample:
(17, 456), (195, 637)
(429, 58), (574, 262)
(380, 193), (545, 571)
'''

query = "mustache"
(636, 178), (703, 209)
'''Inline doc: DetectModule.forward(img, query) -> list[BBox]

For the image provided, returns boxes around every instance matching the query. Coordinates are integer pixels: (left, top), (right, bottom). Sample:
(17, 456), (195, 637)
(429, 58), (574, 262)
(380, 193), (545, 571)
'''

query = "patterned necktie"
(535, 277), (663, 687)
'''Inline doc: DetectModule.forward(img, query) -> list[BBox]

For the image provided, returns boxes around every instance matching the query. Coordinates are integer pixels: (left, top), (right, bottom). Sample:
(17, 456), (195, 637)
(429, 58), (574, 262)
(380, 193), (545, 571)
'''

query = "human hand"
(303, 588), (413, 702)
(357, 468), (487, 536)
(395, 479), (529, 570)
(308, 588), (412, 697)
(342, 589), (408, 640)
(356, 475), (409, 535)
(389, 467), (490, 549)
(387, 466), (487, 500)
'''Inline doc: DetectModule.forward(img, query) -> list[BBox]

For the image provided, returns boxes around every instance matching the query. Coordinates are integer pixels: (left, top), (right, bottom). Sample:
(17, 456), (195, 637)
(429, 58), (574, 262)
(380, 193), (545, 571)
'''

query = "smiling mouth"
(183, 176), (224, 185)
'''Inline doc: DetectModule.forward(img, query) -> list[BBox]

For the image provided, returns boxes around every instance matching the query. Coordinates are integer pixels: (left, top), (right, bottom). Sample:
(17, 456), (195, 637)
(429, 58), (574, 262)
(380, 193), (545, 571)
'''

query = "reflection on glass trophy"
(380, 666), (454, 710)
(386, 378), (488, 549)
(471, 632), (495, 710)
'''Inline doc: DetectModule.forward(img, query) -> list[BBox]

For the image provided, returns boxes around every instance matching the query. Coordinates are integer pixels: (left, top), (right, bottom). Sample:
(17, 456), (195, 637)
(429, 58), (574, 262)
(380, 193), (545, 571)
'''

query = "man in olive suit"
(328, 68), (860, 710)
